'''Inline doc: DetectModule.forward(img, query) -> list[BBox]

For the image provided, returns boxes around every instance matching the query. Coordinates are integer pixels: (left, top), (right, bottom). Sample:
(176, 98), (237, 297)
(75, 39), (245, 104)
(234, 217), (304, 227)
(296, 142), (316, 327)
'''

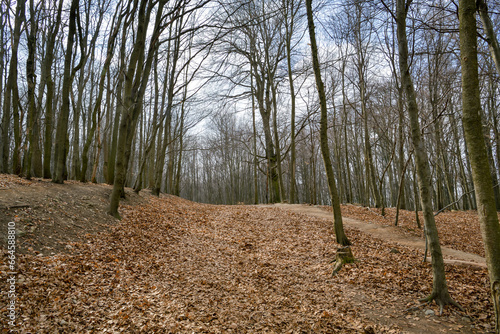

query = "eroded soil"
(0, 175), (144, 256)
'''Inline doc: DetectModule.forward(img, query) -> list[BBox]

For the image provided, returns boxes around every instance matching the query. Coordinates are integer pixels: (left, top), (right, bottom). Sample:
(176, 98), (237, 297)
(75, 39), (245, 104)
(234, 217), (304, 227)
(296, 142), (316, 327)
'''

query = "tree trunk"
(134, 52), (160, 193)
(396, 0), (458, 311)
(1, 0), (25, 174)
(41, 0), (63, 179)
(257, 102), (281, 203)
(342, 61), (353, 203)
(25, 0), (42, 178)
(0, 8), (5, 172)
(459, 1), (500, 330)
(53, 0), (78, 184)
(306, 0), (350, 246)
(152, 21), (180, 196)
(174, 69), (189, 196)
(109, 0), (165, 218)
(81, 7), (121, 182)
(477, 0), (500, 75)
(285, 7), (297, 204)
(397, 86), (406, 209)
(271, 81), (285, 201)
(251, 66), (259, 204)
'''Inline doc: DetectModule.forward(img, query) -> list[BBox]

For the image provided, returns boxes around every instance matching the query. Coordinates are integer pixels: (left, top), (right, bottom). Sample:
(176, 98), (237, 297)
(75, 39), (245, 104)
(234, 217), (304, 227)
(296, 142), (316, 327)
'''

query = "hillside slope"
(0, 174), (144, 255)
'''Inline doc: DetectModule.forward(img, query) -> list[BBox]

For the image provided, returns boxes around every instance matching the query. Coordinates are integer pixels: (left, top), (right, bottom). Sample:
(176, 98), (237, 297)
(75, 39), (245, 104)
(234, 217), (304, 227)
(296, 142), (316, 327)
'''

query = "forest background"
(3, 0), (500, 332)
(3, 0), (499, 212)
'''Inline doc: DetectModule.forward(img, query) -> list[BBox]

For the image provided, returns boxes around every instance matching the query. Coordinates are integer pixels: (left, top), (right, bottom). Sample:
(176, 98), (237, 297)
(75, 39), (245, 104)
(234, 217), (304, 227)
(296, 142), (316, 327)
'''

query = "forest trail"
(258, 204), (487, 269)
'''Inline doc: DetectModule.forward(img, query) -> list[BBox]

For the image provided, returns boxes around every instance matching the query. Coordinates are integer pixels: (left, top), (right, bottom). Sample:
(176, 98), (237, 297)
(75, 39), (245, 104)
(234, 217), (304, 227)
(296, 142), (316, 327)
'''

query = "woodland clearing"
(0, 174), (495, 333)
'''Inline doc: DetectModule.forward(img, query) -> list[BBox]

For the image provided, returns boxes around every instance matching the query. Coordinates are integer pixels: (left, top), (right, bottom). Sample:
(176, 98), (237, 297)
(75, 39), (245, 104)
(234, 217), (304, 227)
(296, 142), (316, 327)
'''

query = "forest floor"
(262, 204), (486, 269)
(0, 174), (495, 333)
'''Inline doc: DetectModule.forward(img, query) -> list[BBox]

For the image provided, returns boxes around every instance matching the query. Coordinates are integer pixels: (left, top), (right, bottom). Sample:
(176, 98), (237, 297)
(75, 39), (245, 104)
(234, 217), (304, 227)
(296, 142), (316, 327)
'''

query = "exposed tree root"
(108, 208), (121, 220)
(418, 292), (464, 315)
(331, 246), (355, 276)
(404, 301), (430, 313)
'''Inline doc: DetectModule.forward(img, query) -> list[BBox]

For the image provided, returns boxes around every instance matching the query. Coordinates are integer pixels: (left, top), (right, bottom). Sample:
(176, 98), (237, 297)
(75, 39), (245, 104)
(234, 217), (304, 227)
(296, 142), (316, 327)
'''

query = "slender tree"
(25, 0), (41, 179)
(283, 0), (301, 203)
(306, 0), (350, 246)
(477, 0), (500, 75)
(1, 0), (25, 174)
(109, 0), (168, 218)
(40, 0), (64, 179)
(395, 0), (459, 312)
(52, 0), (79, 184)
(80, 3), (122, 182)
(459, 0), (500, 330)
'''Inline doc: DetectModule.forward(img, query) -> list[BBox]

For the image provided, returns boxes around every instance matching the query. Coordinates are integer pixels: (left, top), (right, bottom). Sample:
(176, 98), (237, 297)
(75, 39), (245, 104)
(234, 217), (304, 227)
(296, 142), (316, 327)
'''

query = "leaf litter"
(0, 176), (495, 333)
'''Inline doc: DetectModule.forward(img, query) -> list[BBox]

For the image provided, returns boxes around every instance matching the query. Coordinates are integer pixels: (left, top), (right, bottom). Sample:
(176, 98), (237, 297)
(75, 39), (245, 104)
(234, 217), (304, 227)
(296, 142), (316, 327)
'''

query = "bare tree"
(52, 0), (80, 183)
(1, 0), (25, 175)
(395, 0), (459, 312)
(306, 0), (350, 246)
(459, 0), (500, 330)
(282, 0), (302, 203)
(38, 0), (64, 179)
(25, 0), (42, 179)
(80, 1), (122, 182)
(109, 0), (168, 218)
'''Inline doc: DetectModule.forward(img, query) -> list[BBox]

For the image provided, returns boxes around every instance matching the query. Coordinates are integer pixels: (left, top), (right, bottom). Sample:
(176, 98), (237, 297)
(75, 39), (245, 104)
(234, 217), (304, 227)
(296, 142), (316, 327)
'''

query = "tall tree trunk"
(91, 119), (102, 183)
(107, 13), (130, 186)
(459, 1), (500, 331)
(284, 0), (297, 203)
(52, 0), (78, 183)
(477, 0), (500, 75)
(1, 0), (25, 174)
(81, 7), (121, 182)
(25, 0), (42, 178)
(396, 0), (458, 311)
(397, 86), (406, 210)
(109, 0), (165, 218)
(133, 52), (160, 193)
(306, 0), (350, 246)
(255, 92), (281, 203)
(341, 61), (353, 203)
(174, 69), (189, 196)
(484, 84), (500, 209)
(251, 66), (259, 204)
(152, 19), (180, 196)
(41, 0), (63, 179)
(271, 82), (285, 201)
(450, 109), (473, 210)
(174, 117), (184, 196)
(0, 7), (5, 171)
(72, 66), (85, 180)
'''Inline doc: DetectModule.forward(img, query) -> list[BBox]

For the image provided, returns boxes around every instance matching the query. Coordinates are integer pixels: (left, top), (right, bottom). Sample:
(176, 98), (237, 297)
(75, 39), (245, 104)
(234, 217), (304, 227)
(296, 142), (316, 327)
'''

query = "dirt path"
(259, 204), (487, 269)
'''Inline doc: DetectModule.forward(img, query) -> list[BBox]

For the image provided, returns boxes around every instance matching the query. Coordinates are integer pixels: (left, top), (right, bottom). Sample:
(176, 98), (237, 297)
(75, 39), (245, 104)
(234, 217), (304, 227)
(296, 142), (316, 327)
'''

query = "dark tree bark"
(41, 0), (63, 179)
(52, 0), (79, 184)
(25, 0), (41, 179)
(1, 0), (25, 174)
(284, 0), (299, 203)
(109, 0), (166, 218)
